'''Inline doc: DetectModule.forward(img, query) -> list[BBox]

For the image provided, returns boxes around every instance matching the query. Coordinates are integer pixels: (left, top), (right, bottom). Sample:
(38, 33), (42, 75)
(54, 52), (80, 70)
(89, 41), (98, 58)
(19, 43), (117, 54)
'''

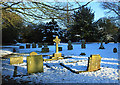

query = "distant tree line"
(2, 4), (120, 45)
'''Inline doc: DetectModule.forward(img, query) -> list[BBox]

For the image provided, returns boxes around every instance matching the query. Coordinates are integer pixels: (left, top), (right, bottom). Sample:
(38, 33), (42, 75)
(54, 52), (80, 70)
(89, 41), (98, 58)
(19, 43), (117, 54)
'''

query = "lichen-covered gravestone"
(10, 56), (23, 65)
(30, 52), (38, 56)
(27, 55), (43, 74)
(87, 54), (102, 72)
(41, 43), (49, 52)
(68, 40), (73, 50)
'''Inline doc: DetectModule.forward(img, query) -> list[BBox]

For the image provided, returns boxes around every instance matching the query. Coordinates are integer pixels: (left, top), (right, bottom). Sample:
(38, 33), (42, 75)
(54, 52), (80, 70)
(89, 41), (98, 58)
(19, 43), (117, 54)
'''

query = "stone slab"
(10, 56), (23, 64)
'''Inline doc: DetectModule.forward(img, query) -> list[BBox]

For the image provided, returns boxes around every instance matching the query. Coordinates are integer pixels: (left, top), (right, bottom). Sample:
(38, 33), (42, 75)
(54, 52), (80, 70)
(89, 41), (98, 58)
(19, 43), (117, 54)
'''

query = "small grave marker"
(99, 39), (105, 49)
(19, 46), (24, 49)
(68, 40), (73, 50)
(27, 55), (43, 74)
(26, 44), (30, 48)
(58, 47), (62, 51)
(41, 43), (49, 52)
(81, 39), (86, 49)
(113, 48), (117, 53)
(10, 56), (23, 64)
(32, 43), (36, 48)
(38, 43), (42, 48)
(87, 54), (102, 72)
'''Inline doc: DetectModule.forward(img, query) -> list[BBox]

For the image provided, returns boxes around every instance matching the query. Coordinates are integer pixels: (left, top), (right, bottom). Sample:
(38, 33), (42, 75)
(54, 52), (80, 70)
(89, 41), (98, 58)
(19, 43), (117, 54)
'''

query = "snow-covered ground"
(1, 42), (120, 84)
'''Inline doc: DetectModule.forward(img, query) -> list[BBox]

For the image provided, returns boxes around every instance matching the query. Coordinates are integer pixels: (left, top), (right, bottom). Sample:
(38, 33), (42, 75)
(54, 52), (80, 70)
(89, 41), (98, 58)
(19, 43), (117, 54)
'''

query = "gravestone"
(32, 43), (36, 48)
(26, 44), (30, 48)
(58, 47), (62, 51)
(13, 48), (16, 52)
(27, 55), (43, 74)
(68, 40), (73, 50)
(38, 43), (42, 48)
(30, 52), (37, 56)
(99, 39), (105, 49)
(81, 39), (86, 49)
(87, 54), (102, 72)
(113, 48), (117, 53)
(10, 56), (23, 64)
(19, 46), (24, 49)
(41, 43), (49, 52)
(52, 36), (62, 59)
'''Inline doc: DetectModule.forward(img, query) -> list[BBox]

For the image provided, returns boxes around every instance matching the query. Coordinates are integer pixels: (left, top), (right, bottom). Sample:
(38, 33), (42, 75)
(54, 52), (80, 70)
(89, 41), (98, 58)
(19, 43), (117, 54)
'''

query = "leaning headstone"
(30, 52), (37, 56)
(38, 43), (42, 48)
(32, 43), (36, 48)
(26, 44), (30, 48)
(68, 40), (73, 50)
(99, 39), (105, 49)
(19, 46), (24, 49)
(87, 54), (102, 72)
(27, 55), (43, 74)
(10, 56), (23, 65)
(81, 39), (86, 49)
(41, 43), (49, 52)
(113, 48), (117, 53)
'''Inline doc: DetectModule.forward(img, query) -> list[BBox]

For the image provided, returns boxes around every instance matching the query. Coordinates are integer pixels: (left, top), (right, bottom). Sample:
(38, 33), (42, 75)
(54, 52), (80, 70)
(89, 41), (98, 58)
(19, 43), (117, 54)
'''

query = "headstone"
(30, 52), (37, 56)
(68, 40), (73, 50)
(87, 54), (102, 72)
(38, 43), (42, 48)
(27, 55), (43, 74)
(81, 39), (86, 49)
(113, 48), (117, 53)
(41, 43), (49, 52)
(19, 46), (24, 49)
(10, 56), (23, 64)
(26, 44), (30, 48)
(13, 48), (16, 52)
(32, 43), (36, 48)
(58, 47), (62, 51)
(99, 39), (105, 49)
(52, 36), (62, 59)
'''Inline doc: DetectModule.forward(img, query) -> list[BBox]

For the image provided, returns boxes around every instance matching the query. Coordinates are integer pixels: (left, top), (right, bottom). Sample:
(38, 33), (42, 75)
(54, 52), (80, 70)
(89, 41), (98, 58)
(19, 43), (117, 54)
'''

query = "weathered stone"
(10, 56), (23, 64)
(19, 46), (24, 49)
(32, 43), (36, 48)
(13, 48), (16, 52)
(80, 52), (86, 55)
(68, 40), (73, 50)
(99, 39), (105, 49)
(87, 54), (102, 72)
(58, 47), (62, 51)
(30, 52), (37, 56)
(113, 48), (117, 53)
(26, 44), (30, 48)
(53, 53), (62, 58)
(27, 55), (43, 74)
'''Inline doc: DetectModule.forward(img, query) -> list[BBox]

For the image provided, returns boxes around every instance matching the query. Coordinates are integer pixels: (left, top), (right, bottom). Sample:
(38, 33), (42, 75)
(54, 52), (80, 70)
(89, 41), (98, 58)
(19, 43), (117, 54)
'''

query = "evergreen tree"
(67, 7), (98, 42)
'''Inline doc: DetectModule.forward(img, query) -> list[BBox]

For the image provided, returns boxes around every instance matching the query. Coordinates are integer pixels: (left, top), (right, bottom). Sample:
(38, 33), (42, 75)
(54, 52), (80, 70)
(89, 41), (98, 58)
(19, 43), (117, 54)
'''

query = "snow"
(1, 42), (120, 84)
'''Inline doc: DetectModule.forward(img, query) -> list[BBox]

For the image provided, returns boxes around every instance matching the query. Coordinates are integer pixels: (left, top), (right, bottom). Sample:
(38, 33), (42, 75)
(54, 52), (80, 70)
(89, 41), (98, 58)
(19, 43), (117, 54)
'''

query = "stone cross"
(53, 36), (61, 53)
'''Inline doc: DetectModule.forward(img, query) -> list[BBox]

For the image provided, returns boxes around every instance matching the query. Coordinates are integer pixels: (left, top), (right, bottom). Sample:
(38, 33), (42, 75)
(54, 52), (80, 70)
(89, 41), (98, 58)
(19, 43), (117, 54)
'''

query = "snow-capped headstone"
(10, 56), (23, 65)
(30, 52), (37, 56)
(87, 54), (102, 72)
(27, 55), (43, 74)
(26, 44), (30, 48)
(68, 40), (73, 50)
(41, 43), (49, 52)
(99, 39), (105, 49)
(32, 43), (36, 48)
